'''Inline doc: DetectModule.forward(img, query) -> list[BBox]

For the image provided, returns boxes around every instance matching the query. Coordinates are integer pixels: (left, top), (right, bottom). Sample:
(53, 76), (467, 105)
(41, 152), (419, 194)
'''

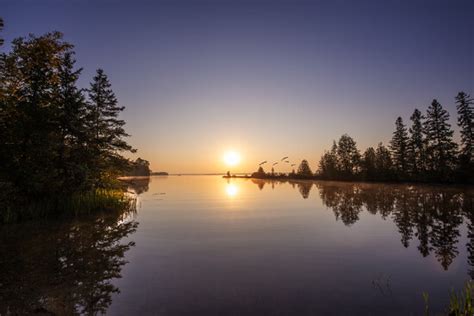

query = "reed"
(0, 189), (136, 223)
(423, 281), (473, 316)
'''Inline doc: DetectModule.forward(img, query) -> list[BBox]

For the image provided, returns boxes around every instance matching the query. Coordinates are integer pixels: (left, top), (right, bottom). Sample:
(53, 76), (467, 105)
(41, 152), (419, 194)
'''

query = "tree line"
(0, 23), (148, 205)
(318, 95), (473, 183)
(255, 93), (473, 184)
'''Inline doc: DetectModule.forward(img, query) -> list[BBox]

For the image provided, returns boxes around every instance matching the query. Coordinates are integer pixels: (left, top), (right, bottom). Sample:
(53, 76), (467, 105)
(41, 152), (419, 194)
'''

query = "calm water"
(1, 176), (473, 315)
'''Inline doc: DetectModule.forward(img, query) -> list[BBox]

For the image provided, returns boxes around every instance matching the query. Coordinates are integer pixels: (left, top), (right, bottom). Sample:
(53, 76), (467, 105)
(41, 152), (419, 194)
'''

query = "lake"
(1, 176), (473, 315)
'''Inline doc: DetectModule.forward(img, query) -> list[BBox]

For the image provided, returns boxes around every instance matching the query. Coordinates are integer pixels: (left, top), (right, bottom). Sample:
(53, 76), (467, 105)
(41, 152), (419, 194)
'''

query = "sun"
(223, 151), (241, 167)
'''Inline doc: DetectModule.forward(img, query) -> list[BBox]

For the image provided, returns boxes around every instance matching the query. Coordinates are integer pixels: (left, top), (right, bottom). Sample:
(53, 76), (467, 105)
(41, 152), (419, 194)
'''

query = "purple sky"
(3, 0), (473, 173)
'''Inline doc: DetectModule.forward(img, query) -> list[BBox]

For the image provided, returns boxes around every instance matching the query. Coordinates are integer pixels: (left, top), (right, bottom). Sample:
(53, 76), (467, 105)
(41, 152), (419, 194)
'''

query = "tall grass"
(424, 281), (473, 316)
(1, 189), (136, 223)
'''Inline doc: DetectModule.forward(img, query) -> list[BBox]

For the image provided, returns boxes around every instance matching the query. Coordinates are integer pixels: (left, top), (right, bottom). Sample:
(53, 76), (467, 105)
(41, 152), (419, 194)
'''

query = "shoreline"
(223, 174), (474, 187)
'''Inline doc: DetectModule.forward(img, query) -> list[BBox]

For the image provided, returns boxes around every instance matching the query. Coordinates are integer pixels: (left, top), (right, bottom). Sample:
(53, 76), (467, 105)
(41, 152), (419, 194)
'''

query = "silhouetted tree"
(126, 158), (151, 176)
(337, 134), (360, 178)
(0, 32), (74, 196)
(318, 141), (339, 179)
(423, 99), (457, 180)
(86, 69), (136, 188)
(456, 92), (474, 159)
(408, 109), (425, 177)
(0, 17), (3, 47)
(0, 31), (138, 208)
(361, 147), (377, 180)
(252, 166), (266, 178)
(390, 117), (409, 178)
(456, 92), (474, 183)
(56, 51), (89, 190)
(375, 143), (393, 180)
(297, 159), (313, 178)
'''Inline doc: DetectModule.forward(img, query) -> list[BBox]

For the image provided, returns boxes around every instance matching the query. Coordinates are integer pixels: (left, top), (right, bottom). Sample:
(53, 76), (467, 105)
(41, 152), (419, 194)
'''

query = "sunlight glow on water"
(225, 183), (239, 198)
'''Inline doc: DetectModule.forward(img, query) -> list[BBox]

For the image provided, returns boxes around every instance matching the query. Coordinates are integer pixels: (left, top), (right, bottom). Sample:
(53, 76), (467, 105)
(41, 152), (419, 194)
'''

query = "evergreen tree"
(361, 147), (377, 180)
(336, 134), (360, 178)
(375, 143), (393, 180)
(318, 141), (338, 179)
(297, 159), (313, 178)
(86, 69), (135, 187)
(390, 117), (409, 177)
(456, 92), (474, 158)
(423, 99), (457, 180)
(56, 52), (89, 190)
(408, 109), (425, 176)
(0, 31), (138, 201)
(0, 32), (73, 196)
(0, 17), (3, 47)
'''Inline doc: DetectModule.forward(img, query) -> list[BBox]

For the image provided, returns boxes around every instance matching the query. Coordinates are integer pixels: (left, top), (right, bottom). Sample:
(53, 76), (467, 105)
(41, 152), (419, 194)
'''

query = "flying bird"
(280, 156), (288, 161)
(284, 160), (290, 163)
(259, 161), (267, 166)
(291, 164), (296, 167)
(273, 162), (278, 166)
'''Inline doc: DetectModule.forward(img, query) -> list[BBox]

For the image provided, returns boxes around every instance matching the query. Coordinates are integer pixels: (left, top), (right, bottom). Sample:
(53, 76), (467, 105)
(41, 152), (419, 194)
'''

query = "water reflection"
(0, 207), (138, 314)
(121, 176), (150, 194)
(251, 180), (474, 274)
(251, 179), (314, 199)
(316, 183), (471, 271)
(225, 183), (239, 198)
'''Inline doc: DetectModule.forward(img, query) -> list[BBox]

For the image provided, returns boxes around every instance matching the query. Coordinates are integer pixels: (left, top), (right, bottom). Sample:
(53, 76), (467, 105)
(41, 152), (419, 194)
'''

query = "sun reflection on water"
(225, 183), (239, 198)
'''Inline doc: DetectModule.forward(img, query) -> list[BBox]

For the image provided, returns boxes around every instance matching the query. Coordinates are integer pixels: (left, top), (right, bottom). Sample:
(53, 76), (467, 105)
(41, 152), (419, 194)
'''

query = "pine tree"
(375, 143), (393, 180)
(56, 52), (89, 189)
(362, 147), (377, 180)
(0, 18), (3, 47)
(408, 109), (425, 176)
(390, 117), (409, 177)
(86, 69), (135, 187)
(0, 32), (73, 196)
(423, 99), (457, 180)
(456, 92), (474, 162)
(318, 141), (338, 179)
(455, 92), (474, 183)
(297, 159), (313, 178)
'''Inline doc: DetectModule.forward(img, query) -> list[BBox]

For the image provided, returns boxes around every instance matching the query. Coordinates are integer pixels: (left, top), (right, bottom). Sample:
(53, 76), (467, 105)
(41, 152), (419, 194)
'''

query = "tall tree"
(297, 159), (313, 178)
(318, 141), (338, 179)
(423, 99), (457, 180)
(336, 134), (360, 178)
(375, 143), (393, 180)
(86, 69), (135, 187)
(0, 17), (4, 47)
(0, 32), (73, 196)
(455, 92), (474, 172)
(56, 51), (88, 190)
(390, 117), (409, 177)
(361, 147), (377, 180)
(408, 109), (425, 176)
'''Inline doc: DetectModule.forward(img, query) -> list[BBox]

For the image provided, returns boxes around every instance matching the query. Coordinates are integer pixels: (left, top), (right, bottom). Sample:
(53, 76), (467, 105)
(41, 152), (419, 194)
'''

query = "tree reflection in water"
(316, 182), (472, 272)
(251, 180), (474, 275)
(0, 194), (143, 314)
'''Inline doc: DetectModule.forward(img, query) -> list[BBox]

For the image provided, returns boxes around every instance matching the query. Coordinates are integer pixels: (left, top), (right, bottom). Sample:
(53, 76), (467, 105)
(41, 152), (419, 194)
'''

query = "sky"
(2, 0), (473, 173)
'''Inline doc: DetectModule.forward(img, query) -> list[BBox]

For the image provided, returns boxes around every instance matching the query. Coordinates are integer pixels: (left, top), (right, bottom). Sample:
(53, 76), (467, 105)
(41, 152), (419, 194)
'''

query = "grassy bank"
(0, 189), (136, 224)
